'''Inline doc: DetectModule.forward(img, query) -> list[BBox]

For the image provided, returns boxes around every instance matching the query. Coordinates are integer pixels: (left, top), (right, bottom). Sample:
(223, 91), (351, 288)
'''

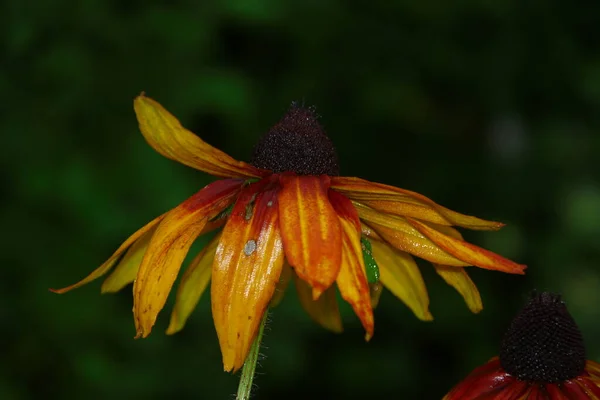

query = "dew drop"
(267, 200), (273, 207)
(244, 239), (257, 256)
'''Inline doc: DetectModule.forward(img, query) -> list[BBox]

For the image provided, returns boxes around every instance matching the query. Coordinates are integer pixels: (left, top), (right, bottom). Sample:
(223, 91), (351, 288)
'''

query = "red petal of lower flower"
(443, 357), (520, 400)
(212, 186), (284, 372)
(408, 218), (526, 274)
(133, 179), (242, 339)
(278, 175), (342, 298)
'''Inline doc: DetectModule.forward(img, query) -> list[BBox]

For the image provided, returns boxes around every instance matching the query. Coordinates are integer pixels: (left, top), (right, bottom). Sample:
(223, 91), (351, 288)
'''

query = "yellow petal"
(212, 186), (284, 372)
(434, 265), (482, 313)
(294, 273), (343, 333)
(101, 226), (157, 293)
(50, 213), (166, 294)
(278, 175), (342, 298)
(331, 177), (504, 230)
(134, 179), (242, 338)
(166, 234), (220, 335)
(355, 203), (468, 266)
(329, 190), (374, 340)
(369, 282), (384, 309)
(407, 218), (526, 274)
(270, 262), (292, 307)
(134, 94), (266, 179)
(370, 240), (433, 321)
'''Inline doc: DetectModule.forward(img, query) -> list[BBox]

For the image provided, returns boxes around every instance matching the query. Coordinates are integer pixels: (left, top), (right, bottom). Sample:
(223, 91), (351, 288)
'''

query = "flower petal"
(211, 186), (284, 372)
(294, 272), (343, 333)
(270, 262), (292, 307)
(101, 225), (157, 293)
(443, 357), (524, 400)
(356, 203), (468, 266)
(331, 177), (504, 230)
(278, 175), (342, 298)
(329, 190), (374, 340)
(407, 218), (526, 274)
(166, 234), (220, 335)
(134, 94), (266, 179)
(50, 214), (166, 294)
(370, 239), (433, 321)
(434, 265), (482, 314)
(134, 179), (242, 338)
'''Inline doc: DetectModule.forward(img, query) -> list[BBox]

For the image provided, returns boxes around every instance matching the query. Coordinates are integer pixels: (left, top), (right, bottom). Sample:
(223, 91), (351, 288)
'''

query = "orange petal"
(407, 218), (526, 274)
(134, 179), (242, 339)
(211, 185), (284, 372)
(294, 272), (343, 333)
(166, 234), (220, 335)
(370, 240), (433, 321)
(134, 94), (266, 179)
(50, 213), (166, 294)
(329, 190), (374, 340)
(356, 203), (467, 266)
(270, 262), (292, 307)
(331, 177), (504, 230)
(101, 225), (157, 293)
(278, 175), (342, 298)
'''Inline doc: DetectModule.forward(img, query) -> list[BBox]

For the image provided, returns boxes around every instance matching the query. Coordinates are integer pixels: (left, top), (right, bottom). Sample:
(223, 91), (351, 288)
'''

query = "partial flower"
(444, 292), (600, 399)
(52, 94), (526, 372)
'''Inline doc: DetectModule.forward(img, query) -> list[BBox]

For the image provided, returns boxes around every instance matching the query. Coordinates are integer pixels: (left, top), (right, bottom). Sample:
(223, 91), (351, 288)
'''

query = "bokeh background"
(4, 0), (600, 399)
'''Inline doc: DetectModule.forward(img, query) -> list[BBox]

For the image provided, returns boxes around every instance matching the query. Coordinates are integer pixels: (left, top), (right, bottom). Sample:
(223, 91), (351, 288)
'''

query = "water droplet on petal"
(244, 240), (257, 256)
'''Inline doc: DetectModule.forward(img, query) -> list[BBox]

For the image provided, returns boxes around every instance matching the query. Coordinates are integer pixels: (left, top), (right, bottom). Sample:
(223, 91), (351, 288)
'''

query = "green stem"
(236, 311), (268, 400)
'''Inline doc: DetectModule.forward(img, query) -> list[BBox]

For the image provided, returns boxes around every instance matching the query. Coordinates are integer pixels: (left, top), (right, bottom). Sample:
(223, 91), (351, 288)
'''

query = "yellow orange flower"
(52, 94), (526, 372)
(444, 292), (600, 400)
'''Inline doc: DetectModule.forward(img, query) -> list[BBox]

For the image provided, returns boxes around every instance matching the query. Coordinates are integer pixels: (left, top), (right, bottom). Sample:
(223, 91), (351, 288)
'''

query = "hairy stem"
(236, 311), (268, 400)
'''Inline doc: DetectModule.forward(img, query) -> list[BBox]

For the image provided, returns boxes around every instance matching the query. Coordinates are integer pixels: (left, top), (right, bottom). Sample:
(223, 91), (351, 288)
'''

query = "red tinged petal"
(278, 175), (342, 298)
(443, 357), (522, 400)
(212, 185), (284, 372)
(407, 218), (526, 274)
(329, 191), (374, 340)
(294, 272), (343, 333)
(134, 94), (267, 179)
(331, 177), (504, 230)
(133, 179), (243, 339)
(50, 213), (166, 294)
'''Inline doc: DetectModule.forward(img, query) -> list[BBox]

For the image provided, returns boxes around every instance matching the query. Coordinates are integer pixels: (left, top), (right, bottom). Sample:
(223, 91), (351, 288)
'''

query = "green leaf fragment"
(361, 237), (380, 284)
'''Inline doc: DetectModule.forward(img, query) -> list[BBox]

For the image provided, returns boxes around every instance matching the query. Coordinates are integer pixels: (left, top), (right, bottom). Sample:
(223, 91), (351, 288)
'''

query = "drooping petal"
(329, 190), (374, 340)
(370, 239), (432, 321)
(270, 262), (292, 307)
(356, 203), (468, 266)
(134, 179), (243, 338)
(50, 213), (166, 294)
(434, 265), (482, 314)
(134, 94), (266, 179)
(331, 177), (504, 230)
(278, 175), (342, 298)
(294, 272), (343, 333)
(407, 218), (526, 274)
(426, 225), (483, 313)
(166, 234), (220, 335)
(101, 225), (157, 293)
(211, 185), (284, 372)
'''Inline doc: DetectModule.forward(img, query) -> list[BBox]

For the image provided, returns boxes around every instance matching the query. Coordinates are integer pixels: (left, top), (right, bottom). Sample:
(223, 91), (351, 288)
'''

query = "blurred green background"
(4, 0), (600, 399)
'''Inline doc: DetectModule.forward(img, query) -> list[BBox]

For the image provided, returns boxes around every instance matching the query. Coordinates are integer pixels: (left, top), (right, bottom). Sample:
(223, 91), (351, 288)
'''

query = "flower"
(444, 292), (600, 399)
(52, 94), (526, 372)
